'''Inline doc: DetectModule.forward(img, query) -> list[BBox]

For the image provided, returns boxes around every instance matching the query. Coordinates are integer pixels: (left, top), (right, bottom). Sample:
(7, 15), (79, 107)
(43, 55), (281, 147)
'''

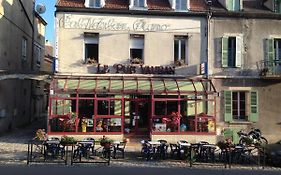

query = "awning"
(52, 76), (217, 96)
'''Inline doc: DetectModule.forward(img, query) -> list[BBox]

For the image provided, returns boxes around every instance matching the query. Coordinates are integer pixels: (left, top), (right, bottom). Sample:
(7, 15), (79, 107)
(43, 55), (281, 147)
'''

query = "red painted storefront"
(48, 75), (217, 138)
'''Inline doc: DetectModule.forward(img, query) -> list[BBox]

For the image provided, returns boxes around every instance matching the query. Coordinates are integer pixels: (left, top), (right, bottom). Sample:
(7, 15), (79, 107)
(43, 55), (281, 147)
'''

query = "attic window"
(175, 0), (188, 11)
(226, 0), (242, 11)
(85, 0), (104, 8)
(129, 0), (148, 9)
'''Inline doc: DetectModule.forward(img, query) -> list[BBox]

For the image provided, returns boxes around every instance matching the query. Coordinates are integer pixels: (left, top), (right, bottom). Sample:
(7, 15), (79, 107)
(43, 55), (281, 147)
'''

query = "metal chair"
(113, 141), (126, 159)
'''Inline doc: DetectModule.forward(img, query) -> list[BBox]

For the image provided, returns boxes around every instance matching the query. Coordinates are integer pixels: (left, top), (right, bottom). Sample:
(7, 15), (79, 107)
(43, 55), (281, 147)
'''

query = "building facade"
(52, 0), (217, 143)
(208, 0), (281, 143)
(53, 0), (281, 143)
(0, 0), (47, 133)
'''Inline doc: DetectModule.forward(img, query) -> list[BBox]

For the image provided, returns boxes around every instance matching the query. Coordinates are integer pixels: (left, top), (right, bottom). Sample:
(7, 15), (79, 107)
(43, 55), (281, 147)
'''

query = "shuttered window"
(224, 90), (258, 122)
(265, 38), (281, 73)
(221, 36), (243, 68)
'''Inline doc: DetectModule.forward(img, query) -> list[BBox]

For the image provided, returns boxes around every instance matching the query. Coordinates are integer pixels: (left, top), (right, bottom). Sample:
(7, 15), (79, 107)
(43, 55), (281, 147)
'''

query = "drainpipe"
(18, 0), (35, 71)
(206, 1), (212, 79)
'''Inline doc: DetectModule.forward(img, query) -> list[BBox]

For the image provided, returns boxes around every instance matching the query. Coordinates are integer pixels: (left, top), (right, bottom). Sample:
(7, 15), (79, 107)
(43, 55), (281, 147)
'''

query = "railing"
(27, 140), (111, 165)
(257, 60), (281, 76)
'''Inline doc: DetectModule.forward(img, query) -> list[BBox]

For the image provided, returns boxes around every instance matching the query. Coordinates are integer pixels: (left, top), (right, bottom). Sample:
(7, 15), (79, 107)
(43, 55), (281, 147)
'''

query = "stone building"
(0, 0), (48, 133)
(208, 0), (281, 143)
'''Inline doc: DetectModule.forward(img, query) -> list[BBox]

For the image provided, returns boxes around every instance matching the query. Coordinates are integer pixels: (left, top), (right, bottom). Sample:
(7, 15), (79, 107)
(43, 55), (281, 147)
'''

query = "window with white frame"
(221, 36), (243, 68)
(134, 0), (145, 7)
(84, 33), (99, 64)
(130, 34), (144, 64)
(85, 0), (104, 8)
(130, 0), (147, 9)
(224, 91), (258, 122)
(174, 36), (187, 65)
(21, 37), (27, 61)
(175, 0), (188, 11)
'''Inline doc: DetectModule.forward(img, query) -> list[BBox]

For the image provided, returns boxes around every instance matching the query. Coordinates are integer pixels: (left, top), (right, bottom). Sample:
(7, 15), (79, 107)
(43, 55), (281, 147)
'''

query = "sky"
(35, 0), (56, 45)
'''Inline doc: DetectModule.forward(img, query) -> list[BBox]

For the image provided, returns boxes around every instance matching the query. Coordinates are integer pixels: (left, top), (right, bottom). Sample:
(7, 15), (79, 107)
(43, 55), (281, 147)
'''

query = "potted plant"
(61, 135), (77, 145)
(174, 60), (185, 67)
(33, 129), (47, 141)
(130, 57), (143, 65)
(99, 135), (113, 148)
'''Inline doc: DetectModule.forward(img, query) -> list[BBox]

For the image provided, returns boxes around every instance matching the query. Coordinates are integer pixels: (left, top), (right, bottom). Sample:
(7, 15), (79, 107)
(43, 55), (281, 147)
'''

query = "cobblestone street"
(0, 121), (280, 172)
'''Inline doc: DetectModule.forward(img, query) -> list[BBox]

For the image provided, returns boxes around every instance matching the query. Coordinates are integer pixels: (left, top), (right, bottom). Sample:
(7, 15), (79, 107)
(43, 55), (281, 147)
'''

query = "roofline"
(55, 7), (208, 17)
(211, 11), (281, 20)
(55, 6), (281, 20)
(35, 12), (48, 25)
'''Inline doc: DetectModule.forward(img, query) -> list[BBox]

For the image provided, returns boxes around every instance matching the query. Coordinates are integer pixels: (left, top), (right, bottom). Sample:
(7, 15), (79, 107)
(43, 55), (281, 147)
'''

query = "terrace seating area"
(27, 137), (267, 168)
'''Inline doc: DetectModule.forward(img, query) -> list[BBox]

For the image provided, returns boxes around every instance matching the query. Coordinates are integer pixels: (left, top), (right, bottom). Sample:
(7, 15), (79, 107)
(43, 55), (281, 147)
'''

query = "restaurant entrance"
(124, 95), (150, 137)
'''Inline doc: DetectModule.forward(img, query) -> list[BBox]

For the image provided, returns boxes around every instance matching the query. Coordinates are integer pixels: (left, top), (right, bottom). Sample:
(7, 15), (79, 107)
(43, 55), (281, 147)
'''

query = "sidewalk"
(0, 123), (281, 171)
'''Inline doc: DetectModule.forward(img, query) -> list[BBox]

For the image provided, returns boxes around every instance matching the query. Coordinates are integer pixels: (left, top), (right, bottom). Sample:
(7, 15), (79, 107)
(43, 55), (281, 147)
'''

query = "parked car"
(264, 140), (281, 166)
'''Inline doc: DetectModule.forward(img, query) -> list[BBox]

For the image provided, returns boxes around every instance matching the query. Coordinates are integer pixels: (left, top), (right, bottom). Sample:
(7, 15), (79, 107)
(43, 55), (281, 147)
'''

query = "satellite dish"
(36, 3), (46, 14)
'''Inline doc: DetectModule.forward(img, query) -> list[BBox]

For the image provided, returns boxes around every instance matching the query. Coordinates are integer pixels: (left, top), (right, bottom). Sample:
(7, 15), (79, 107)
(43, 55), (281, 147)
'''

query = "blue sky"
(36, 0), (56, 45)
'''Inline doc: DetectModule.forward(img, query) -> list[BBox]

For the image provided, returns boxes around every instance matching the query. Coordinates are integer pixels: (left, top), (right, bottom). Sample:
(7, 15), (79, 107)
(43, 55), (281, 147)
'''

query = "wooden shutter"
(249, 91), (258, 122)
(224, 91), (233, 122)
(222, 37), (229, 68)
(266, 38), (275, 73)
(235, 36), (243, 68)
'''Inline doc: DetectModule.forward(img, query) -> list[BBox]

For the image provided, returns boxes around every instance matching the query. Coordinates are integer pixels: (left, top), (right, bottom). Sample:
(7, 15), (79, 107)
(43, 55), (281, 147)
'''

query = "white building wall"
(56, 13), (207, 76)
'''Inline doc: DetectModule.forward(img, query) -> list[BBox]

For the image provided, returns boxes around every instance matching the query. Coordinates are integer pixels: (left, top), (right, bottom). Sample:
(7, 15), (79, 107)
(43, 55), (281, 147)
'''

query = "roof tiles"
(56, 0), (208, 12)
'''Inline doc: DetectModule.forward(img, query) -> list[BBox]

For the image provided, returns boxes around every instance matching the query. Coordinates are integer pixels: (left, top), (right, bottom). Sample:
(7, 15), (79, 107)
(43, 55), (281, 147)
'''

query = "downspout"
(207, 2), (212, 79)
(18, 0), (35, 71)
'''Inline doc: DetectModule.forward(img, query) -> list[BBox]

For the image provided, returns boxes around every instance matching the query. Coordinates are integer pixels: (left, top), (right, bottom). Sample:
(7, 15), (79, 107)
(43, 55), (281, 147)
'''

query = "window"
(134, 0), (144, 7)
(21, 37), (27, 61)
(224, 91), (258, 122)
(232, 91), (246, 120)
(175, 0), (188, 11)
(226, 0), (241, 11)
(275, 0), (281, 13)
(130, 34), (144, 64)
(34, 45), (41, 66)
(275, 39), (281, 63)
(174, 36), (187, 65)
(221, 36), (242, 68)
(85, 0), (104, 8)
(84, 33), (99, 64)
(130, 0), (147, 9)
(265, 38), (281, 71)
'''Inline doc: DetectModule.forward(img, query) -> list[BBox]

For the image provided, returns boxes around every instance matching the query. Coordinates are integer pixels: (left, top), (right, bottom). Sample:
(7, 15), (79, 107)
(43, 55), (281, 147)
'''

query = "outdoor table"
(148, 141), (161, 159)
(200, 144), (216, 162)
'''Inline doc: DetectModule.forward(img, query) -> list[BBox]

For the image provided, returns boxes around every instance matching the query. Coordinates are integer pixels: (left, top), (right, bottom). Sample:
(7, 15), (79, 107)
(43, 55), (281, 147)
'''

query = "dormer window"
(176, 0), (188, 11)
(85, 0), (105, 8)
(134, 0), (144, 7)
(129, 0), (148, 9)
(225, 0), (242, 11)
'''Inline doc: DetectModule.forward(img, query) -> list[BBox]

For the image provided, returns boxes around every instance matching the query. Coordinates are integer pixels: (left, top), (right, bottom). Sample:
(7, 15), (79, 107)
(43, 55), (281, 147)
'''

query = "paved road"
(0, 165), (280, 175)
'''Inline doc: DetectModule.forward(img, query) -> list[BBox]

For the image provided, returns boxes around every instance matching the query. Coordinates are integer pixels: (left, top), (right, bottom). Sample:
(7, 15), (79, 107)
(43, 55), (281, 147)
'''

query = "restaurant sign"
(62, 14), (170, 32)
(97, 64), (175, 75)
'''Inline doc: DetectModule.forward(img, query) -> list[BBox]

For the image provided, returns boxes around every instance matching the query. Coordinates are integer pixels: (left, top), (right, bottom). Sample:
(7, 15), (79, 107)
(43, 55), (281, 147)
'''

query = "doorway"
(124, 95), (150, 136)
